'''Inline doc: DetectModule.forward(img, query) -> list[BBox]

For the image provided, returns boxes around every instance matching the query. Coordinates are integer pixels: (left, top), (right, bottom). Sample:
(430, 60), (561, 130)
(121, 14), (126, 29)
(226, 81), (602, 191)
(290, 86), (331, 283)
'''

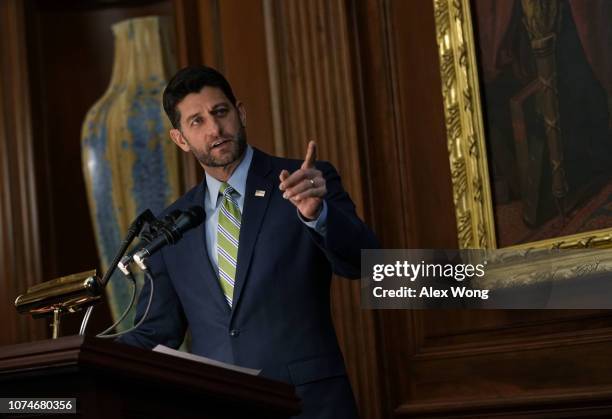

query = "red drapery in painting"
(474, 0), (612, 100)
(473, 0), (515, 83)
(569, 0), (612, 99)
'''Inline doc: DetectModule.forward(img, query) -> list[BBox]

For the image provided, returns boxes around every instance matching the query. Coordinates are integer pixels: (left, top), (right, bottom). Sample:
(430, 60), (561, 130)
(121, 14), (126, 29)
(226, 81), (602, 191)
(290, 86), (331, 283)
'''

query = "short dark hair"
(163, 66), (237, 129)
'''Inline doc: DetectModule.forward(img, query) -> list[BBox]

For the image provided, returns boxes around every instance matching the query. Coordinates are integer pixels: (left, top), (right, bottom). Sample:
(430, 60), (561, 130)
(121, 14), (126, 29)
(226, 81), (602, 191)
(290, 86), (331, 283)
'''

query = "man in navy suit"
(119, 66), (379, 418)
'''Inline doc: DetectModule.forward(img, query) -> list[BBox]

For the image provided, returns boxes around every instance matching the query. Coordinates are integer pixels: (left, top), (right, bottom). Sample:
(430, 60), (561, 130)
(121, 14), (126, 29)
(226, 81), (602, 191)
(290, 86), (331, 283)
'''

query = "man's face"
(170, 86), (246, 168)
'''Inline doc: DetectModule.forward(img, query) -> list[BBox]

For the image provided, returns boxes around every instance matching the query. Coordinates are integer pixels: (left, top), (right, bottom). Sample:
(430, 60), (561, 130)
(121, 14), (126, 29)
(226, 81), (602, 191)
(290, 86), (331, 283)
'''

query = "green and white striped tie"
(217, 183), (241, 307)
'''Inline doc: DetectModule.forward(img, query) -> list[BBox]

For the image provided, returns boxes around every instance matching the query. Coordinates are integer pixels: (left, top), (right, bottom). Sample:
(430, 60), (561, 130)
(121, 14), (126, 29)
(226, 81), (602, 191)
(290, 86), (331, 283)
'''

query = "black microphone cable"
(95, 270), (156, 339)
(88, 270), (137, 337)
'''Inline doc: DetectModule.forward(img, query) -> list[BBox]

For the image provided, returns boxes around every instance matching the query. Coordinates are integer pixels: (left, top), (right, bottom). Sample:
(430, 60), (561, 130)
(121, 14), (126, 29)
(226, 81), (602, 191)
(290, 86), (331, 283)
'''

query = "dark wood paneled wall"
(0, 0), (46, 346)
(1, 0), (612, 417)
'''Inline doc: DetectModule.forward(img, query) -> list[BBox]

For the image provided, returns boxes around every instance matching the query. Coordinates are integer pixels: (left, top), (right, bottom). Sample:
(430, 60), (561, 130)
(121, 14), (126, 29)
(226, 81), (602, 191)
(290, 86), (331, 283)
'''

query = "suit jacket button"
(230, 329), (240, 337)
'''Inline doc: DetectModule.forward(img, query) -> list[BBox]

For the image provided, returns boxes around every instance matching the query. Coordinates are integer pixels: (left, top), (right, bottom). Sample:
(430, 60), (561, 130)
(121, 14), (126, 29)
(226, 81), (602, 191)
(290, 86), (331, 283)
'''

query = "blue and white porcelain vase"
(81, 16), (180, 328)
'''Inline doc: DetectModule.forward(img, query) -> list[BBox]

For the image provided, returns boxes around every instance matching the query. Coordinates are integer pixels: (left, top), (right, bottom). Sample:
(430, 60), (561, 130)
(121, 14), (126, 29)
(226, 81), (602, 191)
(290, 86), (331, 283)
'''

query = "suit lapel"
(231, 149), (273, 316)
(186, 180), (231, 313)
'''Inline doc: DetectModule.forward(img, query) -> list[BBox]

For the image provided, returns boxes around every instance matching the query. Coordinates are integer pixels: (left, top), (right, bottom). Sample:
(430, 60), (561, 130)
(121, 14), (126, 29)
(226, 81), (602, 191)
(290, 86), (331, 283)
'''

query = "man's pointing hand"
(279, 141), (326, 220)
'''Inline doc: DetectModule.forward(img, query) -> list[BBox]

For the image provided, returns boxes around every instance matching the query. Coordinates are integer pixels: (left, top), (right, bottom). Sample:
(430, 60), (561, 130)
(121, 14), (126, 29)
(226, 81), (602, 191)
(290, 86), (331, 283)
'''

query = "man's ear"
(169, 129), (191, 153)
(237, 101), (246, 127)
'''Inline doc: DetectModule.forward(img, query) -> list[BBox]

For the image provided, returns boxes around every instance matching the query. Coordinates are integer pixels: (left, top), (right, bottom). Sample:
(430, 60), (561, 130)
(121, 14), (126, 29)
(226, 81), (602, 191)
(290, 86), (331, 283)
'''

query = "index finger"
(301, 141), (317, 170)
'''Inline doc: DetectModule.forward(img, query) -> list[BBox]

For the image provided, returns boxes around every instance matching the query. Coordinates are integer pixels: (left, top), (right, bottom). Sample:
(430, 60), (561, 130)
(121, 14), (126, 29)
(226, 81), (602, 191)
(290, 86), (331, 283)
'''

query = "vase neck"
(109, 16), (176, 87)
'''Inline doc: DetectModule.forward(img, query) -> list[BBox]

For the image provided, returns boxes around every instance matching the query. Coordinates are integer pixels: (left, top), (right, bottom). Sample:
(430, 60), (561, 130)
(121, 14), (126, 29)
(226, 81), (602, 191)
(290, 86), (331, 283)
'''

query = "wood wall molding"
(0, 0), (46, 344)
(395, 389), (612, 418)
(414, 328), (612, 360)
(263, 1), (387, 417)
(173, 0), (207, 69)
(402, 338), (612, 409)
(413, 312), (612, 359)
(350, 0), (430, 249)
(262, 0), (285, 157)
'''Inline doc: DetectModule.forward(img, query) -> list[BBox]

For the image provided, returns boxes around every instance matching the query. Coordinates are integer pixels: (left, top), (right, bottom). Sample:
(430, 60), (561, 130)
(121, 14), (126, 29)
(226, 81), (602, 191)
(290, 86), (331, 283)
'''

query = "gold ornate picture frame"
(433, 0), (612, 250)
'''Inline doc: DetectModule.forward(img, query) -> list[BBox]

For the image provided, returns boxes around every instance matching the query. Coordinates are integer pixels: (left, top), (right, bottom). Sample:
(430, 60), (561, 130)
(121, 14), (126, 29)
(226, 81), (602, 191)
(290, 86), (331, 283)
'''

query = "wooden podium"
(0, 335), (301, 418)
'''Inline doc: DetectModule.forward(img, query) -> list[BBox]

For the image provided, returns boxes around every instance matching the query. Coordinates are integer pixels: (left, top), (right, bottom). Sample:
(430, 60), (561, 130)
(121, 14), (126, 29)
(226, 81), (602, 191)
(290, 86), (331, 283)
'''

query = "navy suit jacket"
(119, 148), (379, 418)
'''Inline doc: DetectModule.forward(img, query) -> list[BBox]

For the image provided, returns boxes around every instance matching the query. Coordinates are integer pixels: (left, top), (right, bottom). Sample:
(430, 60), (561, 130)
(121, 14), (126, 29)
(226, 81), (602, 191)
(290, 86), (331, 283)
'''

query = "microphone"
(132, 206), (205, 270)
(108, 209), (155, 277)
(118, 210), (182, 275)
(118, 209), (190, 274)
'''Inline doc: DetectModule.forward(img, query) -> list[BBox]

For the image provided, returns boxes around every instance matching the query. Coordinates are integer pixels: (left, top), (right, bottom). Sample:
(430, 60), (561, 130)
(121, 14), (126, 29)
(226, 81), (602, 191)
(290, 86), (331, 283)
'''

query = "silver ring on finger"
(309, 178), (315, 187)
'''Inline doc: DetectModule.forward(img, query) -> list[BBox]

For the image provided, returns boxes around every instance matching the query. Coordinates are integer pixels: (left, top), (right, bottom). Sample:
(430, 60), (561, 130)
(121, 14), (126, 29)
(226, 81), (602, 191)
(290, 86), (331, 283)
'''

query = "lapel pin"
(255, 190), (266, 197)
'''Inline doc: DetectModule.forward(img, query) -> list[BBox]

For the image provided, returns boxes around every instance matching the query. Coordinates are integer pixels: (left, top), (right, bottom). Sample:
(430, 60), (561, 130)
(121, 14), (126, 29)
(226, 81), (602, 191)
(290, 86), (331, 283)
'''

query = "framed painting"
(433, 0), (612, 250)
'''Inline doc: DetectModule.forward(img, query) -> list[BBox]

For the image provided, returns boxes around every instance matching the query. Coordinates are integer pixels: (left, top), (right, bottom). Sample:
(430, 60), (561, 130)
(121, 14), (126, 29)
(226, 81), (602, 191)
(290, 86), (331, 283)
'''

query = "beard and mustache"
(184, 122), (247, 168)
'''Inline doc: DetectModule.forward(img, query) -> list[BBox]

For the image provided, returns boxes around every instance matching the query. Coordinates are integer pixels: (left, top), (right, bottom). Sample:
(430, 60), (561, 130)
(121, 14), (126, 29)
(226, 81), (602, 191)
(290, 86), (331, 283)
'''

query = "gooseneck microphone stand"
(79, 209), (155, 336)
(81, 209), (188, 338)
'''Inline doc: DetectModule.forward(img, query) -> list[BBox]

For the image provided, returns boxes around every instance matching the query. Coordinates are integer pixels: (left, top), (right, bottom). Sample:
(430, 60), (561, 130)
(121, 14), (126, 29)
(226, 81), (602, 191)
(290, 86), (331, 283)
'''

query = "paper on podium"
(153, 345), (261, 376)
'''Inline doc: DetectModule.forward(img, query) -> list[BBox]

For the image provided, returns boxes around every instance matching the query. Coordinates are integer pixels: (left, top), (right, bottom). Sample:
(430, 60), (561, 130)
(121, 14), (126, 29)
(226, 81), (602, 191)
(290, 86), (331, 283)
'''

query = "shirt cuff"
(298, 201), (328, 236)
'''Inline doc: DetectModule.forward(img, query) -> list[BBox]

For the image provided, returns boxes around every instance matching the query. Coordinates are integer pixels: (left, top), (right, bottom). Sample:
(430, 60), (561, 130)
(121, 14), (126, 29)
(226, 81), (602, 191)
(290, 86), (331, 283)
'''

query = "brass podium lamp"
(14, 270), (102, 339)
(13, 208), (163, 340)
